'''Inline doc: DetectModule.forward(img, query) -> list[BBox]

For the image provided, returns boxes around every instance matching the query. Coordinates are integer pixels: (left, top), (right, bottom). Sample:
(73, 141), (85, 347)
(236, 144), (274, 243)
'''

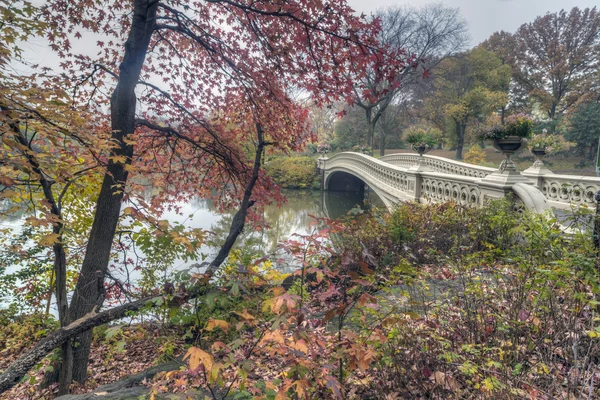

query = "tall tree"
(480, 31), (529, 123)
(333, 105), (370, 150)
(376, 100), (412, 153)
(513, 7), (600, 121)
(565, 102), (600, 161)
(353, 3), (468, 156)
(428, 48), (510, 159)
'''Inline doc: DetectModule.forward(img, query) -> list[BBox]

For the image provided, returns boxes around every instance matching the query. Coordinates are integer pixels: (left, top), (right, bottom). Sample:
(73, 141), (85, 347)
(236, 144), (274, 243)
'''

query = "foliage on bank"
(265, 156), (319, 190)
(2, 199), (599, 399)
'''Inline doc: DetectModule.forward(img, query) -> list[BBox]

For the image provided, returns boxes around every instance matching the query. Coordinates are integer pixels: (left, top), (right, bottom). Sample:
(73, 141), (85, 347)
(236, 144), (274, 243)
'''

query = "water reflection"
(0, 189), (380, 301)
(168, 189), (371, 261)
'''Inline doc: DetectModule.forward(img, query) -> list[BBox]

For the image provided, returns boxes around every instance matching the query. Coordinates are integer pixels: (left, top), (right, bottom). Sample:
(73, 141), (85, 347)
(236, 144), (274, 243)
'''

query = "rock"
(55, 361), (182, 400)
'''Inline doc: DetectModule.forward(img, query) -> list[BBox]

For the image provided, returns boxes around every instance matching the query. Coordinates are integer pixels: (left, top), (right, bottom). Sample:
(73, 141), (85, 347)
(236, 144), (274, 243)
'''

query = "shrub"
(527, 133), (575, 154)
(479, 113), (534, 140)
(463, 145), (486, 165)
(264, 156), (318, 189)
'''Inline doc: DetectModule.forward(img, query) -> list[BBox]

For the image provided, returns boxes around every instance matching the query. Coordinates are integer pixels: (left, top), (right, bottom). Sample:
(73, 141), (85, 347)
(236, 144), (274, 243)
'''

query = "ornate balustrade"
(528, 173), (600, 210)
(379, 153), (495, 178)
(419, 172), (482, 207)
(319, 153), (414, 208)
(319, 152), (600, 213)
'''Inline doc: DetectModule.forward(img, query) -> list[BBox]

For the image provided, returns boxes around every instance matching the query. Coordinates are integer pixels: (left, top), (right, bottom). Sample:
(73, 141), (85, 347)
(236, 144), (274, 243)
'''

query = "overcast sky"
(16, 0), (598, 71)
(347, 0), (599, 45)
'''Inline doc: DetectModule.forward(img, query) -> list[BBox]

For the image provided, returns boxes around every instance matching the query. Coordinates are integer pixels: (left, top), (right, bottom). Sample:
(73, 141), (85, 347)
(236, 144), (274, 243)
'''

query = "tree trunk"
(378, 133), (385, 157)
(366, 110), (374, 156)
(54, 241), (72, 395)
(455, 122), (465, 160)
(0, 123), (269, 395)
(63, 0), (158, 388)
(0, 294), (167, 394)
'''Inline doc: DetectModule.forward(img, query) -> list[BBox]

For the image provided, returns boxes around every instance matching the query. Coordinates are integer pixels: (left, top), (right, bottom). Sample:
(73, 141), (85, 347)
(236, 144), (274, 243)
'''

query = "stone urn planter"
(530, 147), (547, 168)
(492, 136), (523, 172)
(411, 143), (432, 157)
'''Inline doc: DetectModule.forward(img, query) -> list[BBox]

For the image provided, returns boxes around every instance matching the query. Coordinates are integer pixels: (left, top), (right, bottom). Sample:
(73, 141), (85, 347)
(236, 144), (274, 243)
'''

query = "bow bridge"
(318, 152), (600, 213)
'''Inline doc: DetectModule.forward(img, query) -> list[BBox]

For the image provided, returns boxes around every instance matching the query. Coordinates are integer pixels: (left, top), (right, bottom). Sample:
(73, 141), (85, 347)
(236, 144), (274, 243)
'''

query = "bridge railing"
(527, 173), (600, 210)
(320, 152), (600, 213)
(379, 153), (495, 178)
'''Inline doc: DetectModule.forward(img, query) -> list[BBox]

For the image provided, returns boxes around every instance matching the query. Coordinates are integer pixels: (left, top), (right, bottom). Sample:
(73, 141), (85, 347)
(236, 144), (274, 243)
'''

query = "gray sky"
(347, 0), (599, 45)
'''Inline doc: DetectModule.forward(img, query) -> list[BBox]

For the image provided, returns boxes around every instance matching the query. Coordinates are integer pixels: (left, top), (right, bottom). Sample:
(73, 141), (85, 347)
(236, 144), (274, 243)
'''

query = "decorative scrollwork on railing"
(321, 152), (600, 212)
(420, 177), (482, 207)
(379, 153), (495, 178)
(540, 176), (600, 208)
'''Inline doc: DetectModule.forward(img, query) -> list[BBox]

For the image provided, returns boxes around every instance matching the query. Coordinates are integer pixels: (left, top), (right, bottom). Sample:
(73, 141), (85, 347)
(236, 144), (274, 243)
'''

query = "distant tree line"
(317, 5), (600, 161)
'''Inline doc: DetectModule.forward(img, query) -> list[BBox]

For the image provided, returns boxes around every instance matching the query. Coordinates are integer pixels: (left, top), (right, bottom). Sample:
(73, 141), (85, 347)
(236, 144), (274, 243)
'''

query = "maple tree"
(0, 0), (385, 394)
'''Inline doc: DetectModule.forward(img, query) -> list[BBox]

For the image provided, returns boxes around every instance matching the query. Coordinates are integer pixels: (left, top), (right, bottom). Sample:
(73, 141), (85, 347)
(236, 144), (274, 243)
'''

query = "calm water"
(0, 189), (379, 312)
(156, 189), (374, 270)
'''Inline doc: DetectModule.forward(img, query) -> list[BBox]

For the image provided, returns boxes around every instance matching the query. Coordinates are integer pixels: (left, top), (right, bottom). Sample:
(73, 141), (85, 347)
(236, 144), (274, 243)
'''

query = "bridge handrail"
(322, 152), (410, 173)
(530, 173), (600, 209)
(321, 152), (600, 212)
(379, 153), (495, 178)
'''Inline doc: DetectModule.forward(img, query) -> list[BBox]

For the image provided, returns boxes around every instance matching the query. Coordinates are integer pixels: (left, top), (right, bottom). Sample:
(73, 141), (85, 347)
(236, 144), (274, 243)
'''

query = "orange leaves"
(0, 175), (15, 187)
(184, 347), (213, 372)
(263, 287), (299, 314)
(205, 318), (229, 333)
(276, 379), (310, 400)
(39, 233), (61, 246)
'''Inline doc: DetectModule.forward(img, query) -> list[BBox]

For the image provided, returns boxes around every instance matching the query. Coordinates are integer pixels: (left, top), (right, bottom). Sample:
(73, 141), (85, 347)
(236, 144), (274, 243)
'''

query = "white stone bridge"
(318, 152), (600, 213)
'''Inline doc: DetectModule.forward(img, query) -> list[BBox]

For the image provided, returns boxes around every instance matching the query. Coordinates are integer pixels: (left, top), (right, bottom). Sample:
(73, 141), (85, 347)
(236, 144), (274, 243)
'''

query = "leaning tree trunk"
(62, 0), (158, 389)
(366, 109), (375, 156)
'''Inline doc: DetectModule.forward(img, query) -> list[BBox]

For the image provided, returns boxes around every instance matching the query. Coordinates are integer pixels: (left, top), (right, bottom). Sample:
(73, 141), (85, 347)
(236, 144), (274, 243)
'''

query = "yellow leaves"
(289, 339), (308, 353)
(109, 155), (127, 164)
(123, 136), (137, 146)
(233, 308), (256, 323)
(157, 220), (170, 230)
(184, 347), (213, 372)
(205, 318), (229, 333)
(39, 232), (60, 246)
(261, 329), (286, 345)
(587, 330), (600, 338)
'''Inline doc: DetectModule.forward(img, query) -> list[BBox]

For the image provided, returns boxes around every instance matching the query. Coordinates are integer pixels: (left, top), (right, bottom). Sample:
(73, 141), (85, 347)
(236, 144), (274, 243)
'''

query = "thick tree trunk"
(63, 0), (158, 388)
(0, 125), (269, 395)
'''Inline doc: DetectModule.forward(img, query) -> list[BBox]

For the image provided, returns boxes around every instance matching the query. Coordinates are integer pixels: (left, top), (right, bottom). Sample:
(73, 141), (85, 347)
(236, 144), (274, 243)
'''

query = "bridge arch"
(323, 166), (397, 209)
